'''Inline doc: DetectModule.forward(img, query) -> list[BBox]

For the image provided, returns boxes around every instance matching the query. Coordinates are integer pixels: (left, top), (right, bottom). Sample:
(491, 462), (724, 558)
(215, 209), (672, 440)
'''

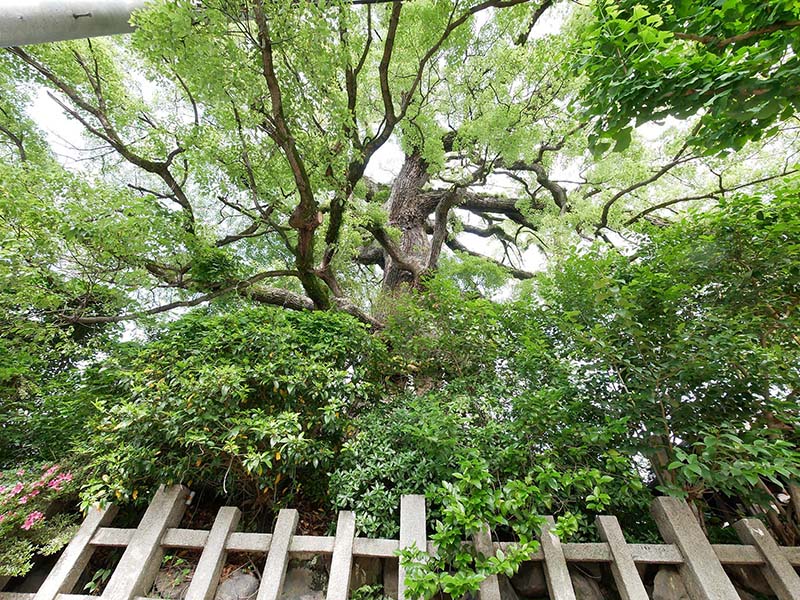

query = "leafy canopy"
(580, 0), (800, 152)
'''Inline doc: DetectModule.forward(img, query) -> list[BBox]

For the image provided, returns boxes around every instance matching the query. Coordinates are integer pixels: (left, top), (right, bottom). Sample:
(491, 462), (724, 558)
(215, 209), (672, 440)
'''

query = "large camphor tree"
(2, 0), (797, 325)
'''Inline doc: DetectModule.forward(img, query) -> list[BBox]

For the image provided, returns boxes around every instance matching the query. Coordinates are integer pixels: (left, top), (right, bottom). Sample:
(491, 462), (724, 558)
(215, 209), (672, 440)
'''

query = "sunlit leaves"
(580, 0), (800, 153)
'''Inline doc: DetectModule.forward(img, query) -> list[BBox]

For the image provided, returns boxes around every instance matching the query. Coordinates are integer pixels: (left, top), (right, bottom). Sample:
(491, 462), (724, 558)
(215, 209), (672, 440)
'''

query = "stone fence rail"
(1, 485), (799, 600)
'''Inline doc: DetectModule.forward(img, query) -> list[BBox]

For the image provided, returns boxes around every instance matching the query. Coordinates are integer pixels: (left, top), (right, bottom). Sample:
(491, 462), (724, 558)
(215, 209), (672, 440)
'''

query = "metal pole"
(0, 1), (147, 48)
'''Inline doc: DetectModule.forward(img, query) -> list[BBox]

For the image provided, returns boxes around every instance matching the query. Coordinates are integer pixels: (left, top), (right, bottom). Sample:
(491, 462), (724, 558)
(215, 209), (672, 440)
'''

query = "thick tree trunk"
(647, 434), (676, 488)
(382, 152), (433, 292)
(789, 484), (800, 532)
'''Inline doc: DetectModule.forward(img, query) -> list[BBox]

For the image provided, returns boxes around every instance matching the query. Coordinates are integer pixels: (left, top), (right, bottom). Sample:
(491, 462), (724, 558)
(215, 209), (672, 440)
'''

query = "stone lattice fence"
(1, 485), (799, 600)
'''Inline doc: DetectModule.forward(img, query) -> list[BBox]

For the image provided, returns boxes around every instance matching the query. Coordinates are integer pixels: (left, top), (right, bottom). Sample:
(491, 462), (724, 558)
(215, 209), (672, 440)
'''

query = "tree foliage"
(541, 190), (800, 540)
(581, 0), (800, 152)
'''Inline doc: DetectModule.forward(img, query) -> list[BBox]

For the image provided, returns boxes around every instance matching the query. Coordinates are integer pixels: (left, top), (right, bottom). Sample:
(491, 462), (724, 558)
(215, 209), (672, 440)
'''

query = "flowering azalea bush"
(0, 463), (80, 577)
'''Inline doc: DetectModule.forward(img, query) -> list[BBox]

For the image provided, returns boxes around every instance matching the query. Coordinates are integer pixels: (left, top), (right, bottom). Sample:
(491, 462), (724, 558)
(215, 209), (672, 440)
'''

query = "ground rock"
(569, 569), (604, 600)
(498, 574), (520, 600)
(215, 572), (259, 600)
(280, 563), (325, 600)
(652, 568), (690, 600)
(154, 567), (194, 599)
(509, 562), (547, 597)
(726, 565), (774, 597)
(572, 563), (602, 580)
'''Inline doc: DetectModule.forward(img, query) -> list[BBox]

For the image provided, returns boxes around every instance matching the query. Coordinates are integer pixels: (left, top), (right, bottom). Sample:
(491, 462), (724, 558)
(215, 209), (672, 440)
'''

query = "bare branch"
(460, 221), (515, 243)
(169, 63), (200, 126)
(596, 135), (697, 232)
(446, 237), (535, 280)
(252, 1), (328, 308)
(64, 270), (300, 324)
(624, 167), (800, 226)
(332, 296), (384, 329)
(507, 160), (568, 213)
(515, 0), (555, 46)
(457, 190), (539, 230)
(215, 222), (267, 247)
(377, 1), (401, 126)
(366, 224), (422, 276)
(246, 286), (316, 311)
(674, 20), (800, 48)
(428, 189), (459, 270)
(7, 47), (196, 228)
(0, 123), (26, 161)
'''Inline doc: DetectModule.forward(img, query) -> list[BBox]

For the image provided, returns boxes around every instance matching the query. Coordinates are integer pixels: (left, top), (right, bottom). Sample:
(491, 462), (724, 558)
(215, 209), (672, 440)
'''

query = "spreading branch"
(674, 20), (800, 49)
(507, 160), (568, 213)
(515, 0), (555, 45)
(624, 167), (800, 226)
(6, 46), (196, 230)
(0, 123), (26, 161)
(460, 221), (516, 244)
(366, 224), (422, 276)
(252, 1), (329, 308)
(596, 136), (696, 232)
(428, 188), (459, 270)
(63, 270), (300, 324)
(446, 237), (535, 280)
(457, 190), (539, 230)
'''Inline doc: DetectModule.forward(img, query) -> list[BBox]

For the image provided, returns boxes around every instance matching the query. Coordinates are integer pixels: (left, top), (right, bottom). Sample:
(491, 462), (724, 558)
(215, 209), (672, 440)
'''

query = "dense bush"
(0, 315), (117, 465)
(539, 193), (800, 541)
(76, 306), (383, 513)
(398, 456), (551, 600)
(1, 194), (798, 579)
(1, 0), (799, 584)
(331, 282), (652, 540)
(329, 389), (518, 537)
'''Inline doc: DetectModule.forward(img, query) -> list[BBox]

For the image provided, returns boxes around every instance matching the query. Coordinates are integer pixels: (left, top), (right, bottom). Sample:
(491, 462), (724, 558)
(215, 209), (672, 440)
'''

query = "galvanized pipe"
(0, 0), (146, 48)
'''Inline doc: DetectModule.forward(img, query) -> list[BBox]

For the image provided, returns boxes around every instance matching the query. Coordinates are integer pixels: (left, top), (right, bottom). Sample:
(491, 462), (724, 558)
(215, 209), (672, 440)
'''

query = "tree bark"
(382, 151), (435, 292)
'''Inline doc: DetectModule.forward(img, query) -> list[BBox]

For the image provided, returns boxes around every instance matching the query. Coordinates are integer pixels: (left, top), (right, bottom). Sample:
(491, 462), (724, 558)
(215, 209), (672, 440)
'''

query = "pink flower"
(9, 482), (23, 496)
(0, 513), (6, 524)
(0, 486), (6, 494)
(18, 490), (39, 504)
(16, 469), (25, 477)
(22, 511), (44, 530)
(47, 473), (73, 491)
(43, 465), (59, 477)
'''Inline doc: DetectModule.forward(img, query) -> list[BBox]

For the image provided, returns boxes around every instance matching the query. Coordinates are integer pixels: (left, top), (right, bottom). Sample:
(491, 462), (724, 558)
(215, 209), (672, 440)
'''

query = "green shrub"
(398, 456), (575, 600)
(77, 306), (383, 512)
(329, 390), (518, 537)
(332, 280), (653, 540)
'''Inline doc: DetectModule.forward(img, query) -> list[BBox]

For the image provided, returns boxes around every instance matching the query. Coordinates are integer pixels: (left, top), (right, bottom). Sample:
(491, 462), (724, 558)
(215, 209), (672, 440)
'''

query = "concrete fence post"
(101, 484), (189, 600)
(734, 517), (800, 600)
(398, 495), (427, 600)
(651, 497), (739, 600)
